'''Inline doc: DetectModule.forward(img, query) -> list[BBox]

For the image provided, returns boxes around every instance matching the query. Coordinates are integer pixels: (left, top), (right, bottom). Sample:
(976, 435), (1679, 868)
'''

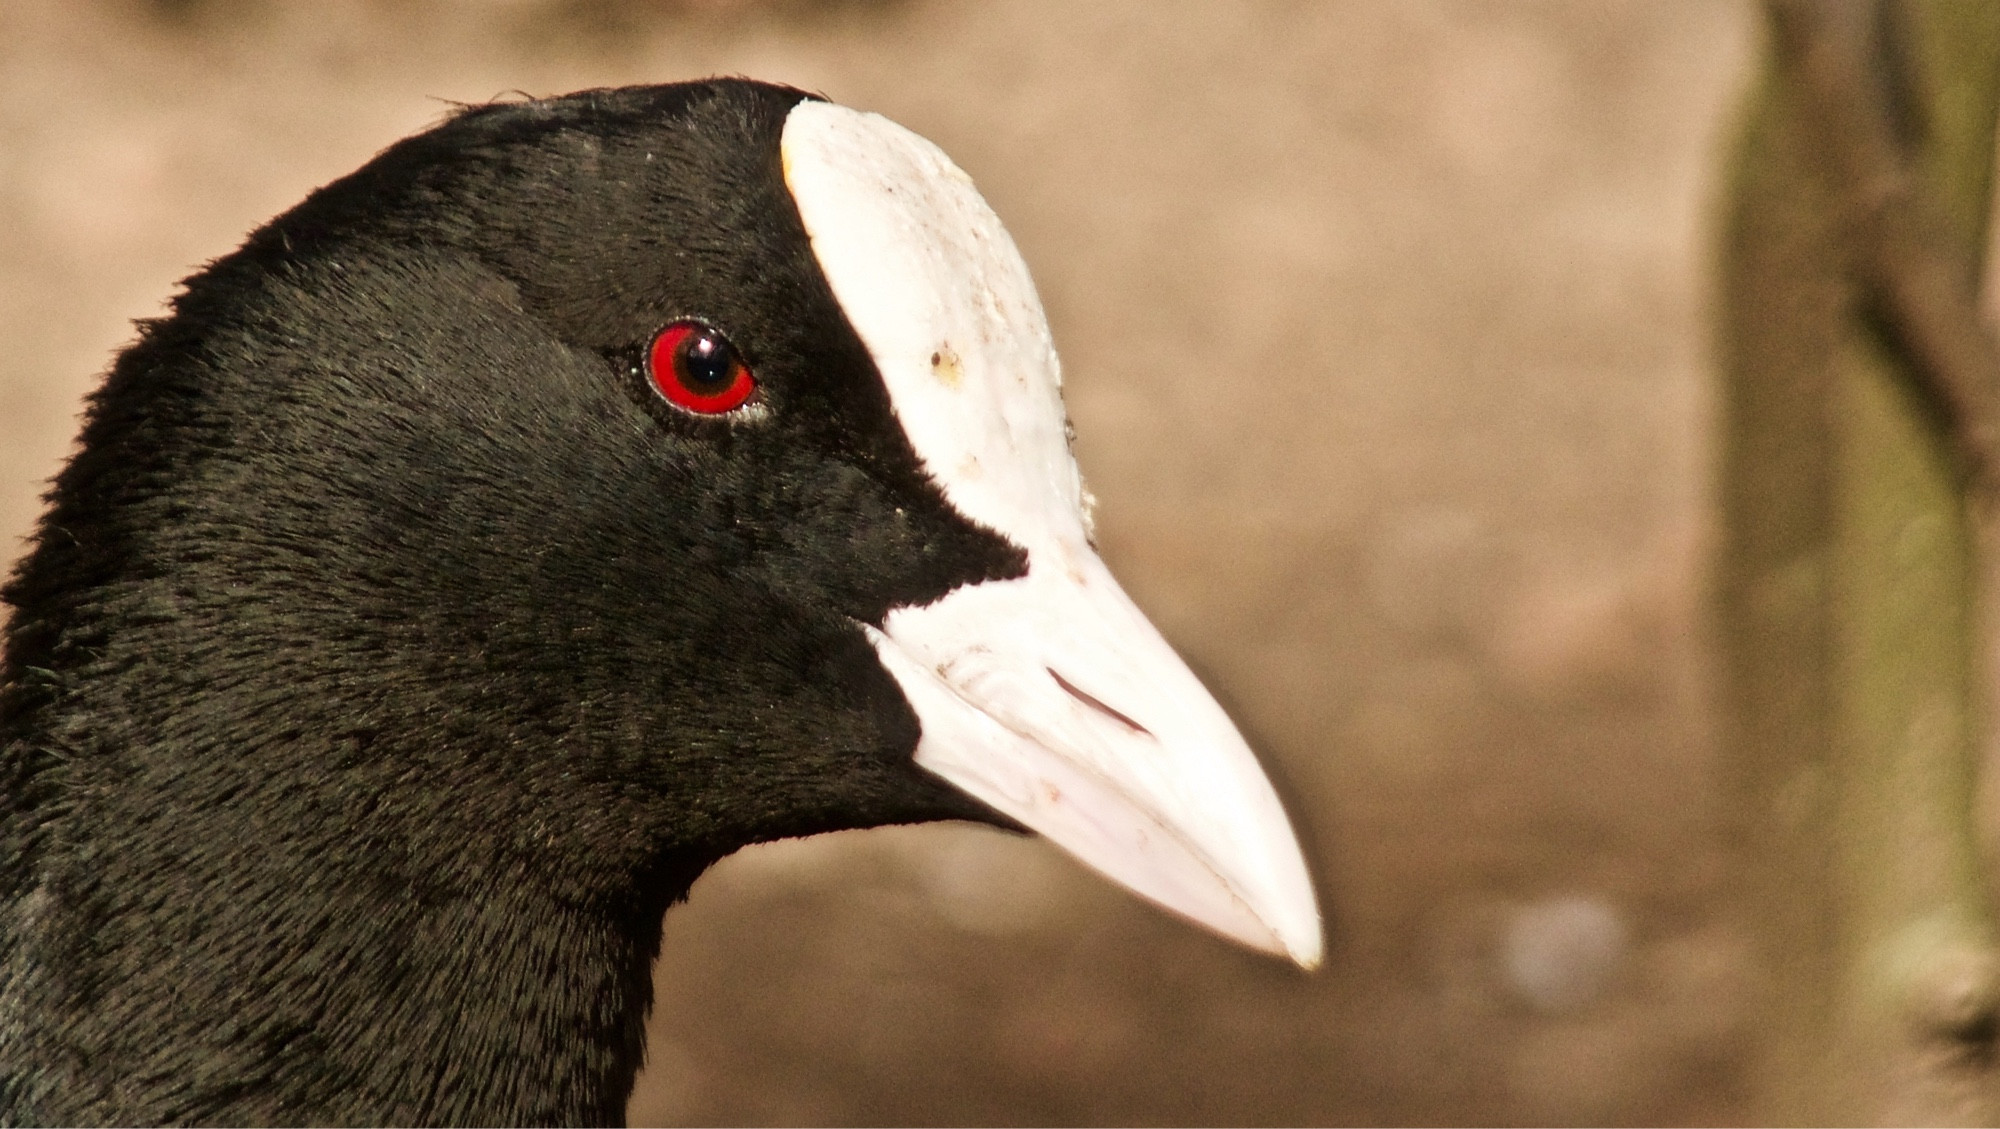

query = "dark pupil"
(677, 329), (737, 392)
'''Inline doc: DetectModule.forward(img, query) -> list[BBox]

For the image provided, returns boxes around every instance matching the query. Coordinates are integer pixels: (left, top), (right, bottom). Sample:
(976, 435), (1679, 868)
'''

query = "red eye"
(646, 320), (756, 415)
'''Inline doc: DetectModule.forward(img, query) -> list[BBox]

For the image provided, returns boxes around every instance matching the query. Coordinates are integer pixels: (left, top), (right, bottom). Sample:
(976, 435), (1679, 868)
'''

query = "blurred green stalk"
(1721, 0), (2000, 1121)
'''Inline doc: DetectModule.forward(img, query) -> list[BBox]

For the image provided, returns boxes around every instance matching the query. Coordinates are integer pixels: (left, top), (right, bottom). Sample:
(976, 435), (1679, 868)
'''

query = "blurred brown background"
(0, 1), (1760, 1123)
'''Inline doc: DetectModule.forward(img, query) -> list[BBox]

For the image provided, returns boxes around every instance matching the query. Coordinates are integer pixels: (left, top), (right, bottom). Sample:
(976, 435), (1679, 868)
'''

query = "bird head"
(15, 79), (1320, 969)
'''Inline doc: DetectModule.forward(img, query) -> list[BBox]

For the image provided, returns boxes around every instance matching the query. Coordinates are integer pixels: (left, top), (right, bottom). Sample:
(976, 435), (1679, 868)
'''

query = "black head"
(0, 81), (1035, 1123)
(0, 80), (1318, 1125)
(5, 81), (1030, 885)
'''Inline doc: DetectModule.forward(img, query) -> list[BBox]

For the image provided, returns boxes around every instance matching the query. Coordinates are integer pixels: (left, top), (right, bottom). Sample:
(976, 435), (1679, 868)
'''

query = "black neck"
(1, 756), (711, 1124)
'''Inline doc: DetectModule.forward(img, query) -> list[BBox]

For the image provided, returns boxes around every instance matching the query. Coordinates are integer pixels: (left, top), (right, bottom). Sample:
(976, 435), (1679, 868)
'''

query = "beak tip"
(1267, 905), (1324, 971)
(1242, 843), (1324, 972)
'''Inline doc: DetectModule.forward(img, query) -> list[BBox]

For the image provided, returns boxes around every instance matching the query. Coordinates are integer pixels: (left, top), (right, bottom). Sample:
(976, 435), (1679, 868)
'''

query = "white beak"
(867, 538), (1323, 968)
(782, 98), (1323, 969)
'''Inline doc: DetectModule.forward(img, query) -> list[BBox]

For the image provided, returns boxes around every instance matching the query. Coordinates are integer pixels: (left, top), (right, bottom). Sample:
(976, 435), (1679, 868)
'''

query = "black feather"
(0, 79), (1026, 1125)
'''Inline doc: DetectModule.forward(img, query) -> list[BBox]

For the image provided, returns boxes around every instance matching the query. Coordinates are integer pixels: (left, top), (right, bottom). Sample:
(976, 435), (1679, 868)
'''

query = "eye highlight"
(646, 320), (757, 415)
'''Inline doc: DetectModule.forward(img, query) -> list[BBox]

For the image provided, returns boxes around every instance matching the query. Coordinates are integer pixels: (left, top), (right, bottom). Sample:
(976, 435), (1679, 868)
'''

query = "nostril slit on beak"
(1047, 667), (1153, 738)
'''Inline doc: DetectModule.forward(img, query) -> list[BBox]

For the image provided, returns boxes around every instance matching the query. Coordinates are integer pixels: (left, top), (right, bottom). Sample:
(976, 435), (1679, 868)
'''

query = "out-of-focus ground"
(0, 0), (1760, 1123)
